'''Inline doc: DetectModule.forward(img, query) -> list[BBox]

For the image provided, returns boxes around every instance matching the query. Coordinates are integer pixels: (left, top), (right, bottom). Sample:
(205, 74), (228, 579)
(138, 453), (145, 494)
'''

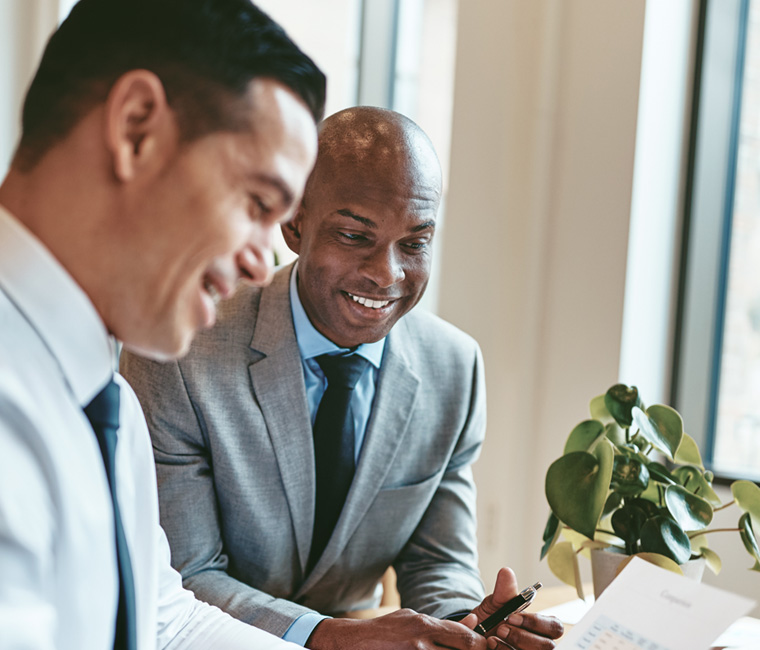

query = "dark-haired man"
(0, 0), (323, 648)
(122, 107), (563, 650)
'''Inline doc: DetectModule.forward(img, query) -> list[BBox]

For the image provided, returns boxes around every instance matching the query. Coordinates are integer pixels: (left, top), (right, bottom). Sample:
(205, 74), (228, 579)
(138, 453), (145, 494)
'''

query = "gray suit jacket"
(120, 264), (486, 637)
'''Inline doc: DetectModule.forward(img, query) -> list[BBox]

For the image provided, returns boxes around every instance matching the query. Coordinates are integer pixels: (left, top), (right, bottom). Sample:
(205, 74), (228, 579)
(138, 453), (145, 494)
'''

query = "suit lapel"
(248, 264), (315, 574)
(297, 319), (421, 591)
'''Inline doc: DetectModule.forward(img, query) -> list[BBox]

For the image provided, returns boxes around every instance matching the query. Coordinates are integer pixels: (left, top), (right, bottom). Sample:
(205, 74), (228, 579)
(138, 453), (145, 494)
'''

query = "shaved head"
(304, 106), (442, 203)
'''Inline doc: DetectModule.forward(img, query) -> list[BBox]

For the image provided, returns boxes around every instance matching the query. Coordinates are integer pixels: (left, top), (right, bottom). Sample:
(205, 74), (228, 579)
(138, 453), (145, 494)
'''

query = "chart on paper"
(573, 615), (670, 650)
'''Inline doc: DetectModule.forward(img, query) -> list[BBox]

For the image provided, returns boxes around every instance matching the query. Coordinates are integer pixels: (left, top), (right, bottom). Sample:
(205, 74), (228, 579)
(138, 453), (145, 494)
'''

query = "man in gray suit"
(121, 107), (562, 650)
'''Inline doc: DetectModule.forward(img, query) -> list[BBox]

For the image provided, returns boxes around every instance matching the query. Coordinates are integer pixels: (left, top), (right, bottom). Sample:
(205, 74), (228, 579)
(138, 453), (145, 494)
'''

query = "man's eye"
(403, 241), (428, 251)
(250, 195), (272, 216)
(339, 232), (366, 242)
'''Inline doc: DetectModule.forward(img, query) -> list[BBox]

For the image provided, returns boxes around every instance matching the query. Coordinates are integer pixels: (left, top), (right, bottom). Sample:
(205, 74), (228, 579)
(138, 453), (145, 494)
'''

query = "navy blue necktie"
(307, 353), (369, 572)
(84, 380), (137, 650)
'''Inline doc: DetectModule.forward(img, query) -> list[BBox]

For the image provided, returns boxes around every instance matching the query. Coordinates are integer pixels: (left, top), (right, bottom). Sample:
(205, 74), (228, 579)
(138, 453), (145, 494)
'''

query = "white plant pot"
(590, 548), (706, 597)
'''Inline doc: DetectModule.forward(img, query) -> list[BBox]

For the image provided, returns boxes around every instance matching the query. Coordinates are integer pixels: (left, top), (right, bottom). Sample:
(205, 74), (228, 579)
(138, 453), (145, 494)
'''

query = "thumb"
(491, 567), (520, 607)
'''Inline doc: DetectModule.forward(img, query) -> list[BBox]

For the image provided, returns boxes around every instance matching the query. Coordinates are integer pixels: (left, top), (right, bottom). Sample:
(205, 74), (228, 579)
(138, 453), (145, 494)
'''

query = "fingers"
(506, 613), (563, 639)
(432, 618), (489, 650)
(459, 612), (479, 630)
(488, 613), (564, 650)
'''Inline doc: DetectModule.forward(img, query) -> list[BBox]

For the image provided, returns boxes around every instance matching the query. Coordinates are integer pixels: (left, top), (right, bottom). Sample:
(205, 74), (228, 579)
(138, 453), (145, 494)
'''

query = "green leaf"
(602, 492), (624, 518)
(673, 466), (721, 506)
(604, 384), (641, 428)
(545, 441), (614, 540)
(610, 456), (650, 497)
(664, 485), (713, 531)
(632, 405), (683, 459)
(564, 420), (606, 454)
(739, 512), (760, 572)
(699, 546), (722, 575)
(546, 541), (585, 600)
(732, 480), (760, 530)
(639, 477), (663, 504)
(647, 461), (678, 485)
(674, 433), (704, 467)
(618, 552), (684, 576)
(590, 394), (614, 424)
(626, 497), (661, 519)
(639, 515), (692, 564)
(629, 433), (650, 452)
(611, 502), (648, 554)
(540, 512), (561, 560)
(604, 422), (627, 447)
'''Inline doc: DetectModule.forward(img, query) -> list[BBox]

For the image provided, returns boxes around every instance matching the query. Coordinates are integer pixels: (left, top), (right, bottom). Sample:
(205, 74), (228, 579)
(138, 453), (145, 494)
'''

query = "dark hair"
(16, 0), (326, 169)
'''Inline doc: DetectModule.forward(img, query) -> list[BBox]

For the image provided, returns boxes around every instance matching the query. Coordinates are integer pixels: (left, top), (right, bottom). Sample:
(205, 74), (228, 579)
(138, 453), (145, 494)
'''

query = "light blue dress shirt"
(283, 263), (386, 645)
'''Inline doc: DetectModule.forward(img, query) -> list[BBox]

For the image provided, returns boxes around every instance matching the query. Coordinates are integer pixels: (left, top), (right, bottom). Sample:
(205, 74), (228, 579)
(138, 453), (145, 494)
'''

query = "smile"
(203, 278), (222, 306)
(347, 292), (393, 310)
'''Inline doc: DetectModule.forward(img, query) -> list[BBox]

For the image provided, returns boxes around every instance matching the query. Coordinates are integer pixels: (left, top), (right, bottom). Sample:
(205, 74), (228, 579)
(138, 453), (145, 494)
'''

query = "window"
(675, 0), (760, 481)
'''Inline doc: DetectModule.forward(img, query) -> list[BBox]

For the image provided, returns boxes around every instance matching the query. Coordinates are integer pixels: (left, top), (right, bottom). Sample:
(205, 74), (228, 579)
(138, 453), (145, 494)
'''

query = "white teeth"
(204, 280), (221, 305)
(348, 293), (390, 309)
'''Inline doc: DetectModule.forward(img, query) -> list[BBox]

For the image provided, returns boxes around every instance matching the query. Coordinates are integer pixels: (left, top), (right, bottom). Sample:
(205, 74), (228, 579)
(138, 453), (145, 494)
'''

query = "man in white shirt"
(0, 0), (323, 648)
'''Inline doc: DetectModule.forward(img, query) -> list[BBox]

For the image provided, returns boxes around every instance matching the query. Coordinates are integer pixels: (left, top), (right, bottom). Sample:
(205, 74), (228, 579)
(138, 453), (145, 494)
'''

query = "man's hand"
(460, 568), (564, 649)
(306, 608), (487, 650)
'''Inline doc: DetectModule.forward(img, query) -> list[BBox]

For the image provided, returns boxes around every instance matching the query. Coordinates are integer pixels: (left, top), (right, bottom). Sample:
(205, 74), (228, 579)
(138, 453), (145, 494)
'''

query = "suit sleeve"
(392, 342), (487, 618)
(120, 352), (315, 638)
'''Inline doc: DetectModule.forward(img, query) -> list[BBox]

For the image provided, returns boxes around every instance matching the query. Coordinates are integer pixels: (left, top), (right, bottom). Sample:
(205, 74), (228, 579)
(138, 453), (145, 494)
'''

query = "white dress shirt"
(0, 205), (301, 650)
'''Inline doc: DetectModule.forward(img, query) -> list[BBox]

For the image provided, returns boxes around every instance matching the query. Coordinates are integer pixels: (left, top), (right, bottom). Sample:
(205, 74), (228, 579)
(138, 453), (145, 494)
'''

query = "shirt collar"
(0, 204), (115, 406)
(289, 261), (385, 368)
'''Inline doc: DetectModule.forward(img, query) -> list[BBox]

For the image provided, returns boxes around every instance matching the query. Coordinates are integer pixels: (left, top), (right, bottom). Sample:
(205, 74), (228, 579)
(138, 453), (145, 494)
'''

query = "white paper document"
(557, 557), (756, 650)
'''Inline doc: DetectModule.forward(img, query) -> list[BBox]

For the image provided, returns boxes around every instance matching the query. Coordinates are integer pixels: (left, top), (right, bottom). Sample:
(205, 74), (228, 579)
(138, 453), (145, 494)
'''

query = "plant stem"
(714, 500), (735, 512)
(687, 527), (740, 538)
(596, 529), (623, 541)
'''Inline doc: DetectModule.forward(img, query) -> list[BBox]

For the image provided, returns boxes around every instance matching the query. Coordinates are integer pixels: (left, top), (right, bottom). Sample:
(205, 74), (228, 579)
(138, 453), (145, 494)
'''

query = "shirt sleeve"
(115, 375), (302, 650)
(0, 397), (58, 650)
(282, 612), (329, 646)
(154, 522), (302, 650)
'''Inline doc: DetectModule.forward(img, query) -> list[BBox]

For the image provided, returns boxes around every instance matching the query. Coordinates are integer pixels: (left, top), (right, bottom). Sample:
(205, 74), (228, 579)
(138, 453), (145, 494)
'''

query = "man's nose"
(237, 223), (275, 287)
(360, 245), (405, 288)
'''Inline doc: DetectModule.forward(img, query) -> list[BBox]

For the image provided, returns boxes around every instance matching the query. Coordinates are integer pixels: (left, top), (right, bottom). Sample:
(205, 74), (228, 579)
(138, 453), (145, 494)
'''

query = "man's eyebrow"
(253, 174), (295, 207)
(336, 208), (376, 228)
(411, 220), (436, 233)
(335, 210), (436, 234)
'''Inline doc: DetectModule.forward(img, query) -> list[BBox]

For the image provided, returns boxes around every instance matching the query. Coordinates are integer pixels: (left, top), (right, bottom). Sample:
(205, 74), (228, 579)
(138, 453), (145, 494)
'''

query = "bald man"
(121, 107), (562, 650)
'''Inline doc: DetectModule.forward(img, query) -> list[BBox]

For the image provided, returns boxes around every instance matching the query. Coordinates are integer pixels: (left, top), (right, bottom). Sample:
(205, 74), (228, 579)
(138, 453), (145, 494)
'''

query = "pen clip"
(519, 582), (543, 603)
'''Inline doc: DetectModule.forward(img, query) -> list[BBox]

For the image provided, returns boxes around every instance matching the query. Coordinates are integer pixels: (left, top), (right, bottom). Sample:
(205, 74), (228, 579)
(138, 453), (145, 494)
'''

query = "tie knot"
(316, 353), (369, 390)
(84, 379), (121, 431)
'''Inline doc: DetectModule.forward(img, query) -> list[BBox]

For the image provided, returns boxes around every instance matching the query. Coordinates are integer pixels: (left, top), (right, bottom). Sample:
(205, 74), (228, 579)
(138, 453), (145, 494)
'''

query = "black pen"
(474, 582), (542, 636)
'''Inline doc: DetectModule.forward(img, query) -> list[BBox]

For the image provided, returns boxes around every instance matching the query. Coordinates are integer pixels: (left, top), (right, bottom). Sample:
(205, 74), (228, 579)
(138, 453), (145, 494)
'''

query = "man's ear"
(103, 70), (172, 182)
(281, 205), (304, 254)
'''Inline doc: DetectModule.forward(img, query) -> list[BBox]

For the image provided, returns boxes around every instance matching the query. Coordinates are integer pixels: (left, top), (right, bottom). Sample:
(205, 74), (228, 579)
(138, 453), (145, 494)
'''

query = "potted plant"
(541, 384), (760, 598)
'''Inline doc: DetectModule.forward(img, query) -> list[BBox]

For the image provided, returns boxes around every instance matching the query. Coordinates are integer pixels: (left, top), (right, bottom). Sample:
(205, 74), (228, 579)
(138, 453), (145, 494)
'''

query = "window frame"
(672, 0), (756, 482)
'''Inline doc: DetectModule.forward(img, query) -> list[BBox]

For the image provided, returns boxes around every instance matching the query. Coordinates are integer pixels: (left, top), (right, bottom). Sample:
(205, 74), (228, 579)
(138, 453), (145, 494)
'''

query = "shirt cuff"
(282, 612), (330, 646)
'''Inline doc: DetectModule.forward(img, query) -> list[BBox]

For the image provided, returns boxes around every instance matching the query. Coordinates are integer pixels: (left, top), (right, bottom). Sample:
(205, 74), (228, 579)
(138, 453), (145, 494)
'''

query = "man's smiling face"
(283, 110), (442, 349)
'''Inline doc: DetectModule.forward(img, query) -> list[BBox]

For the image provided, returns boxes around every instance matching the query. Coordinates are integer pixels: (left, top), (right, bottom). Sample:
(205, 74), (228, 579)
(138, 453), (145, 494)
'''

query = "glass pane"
(713, 0), (760, 480)
(254, 0), (361, 117)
